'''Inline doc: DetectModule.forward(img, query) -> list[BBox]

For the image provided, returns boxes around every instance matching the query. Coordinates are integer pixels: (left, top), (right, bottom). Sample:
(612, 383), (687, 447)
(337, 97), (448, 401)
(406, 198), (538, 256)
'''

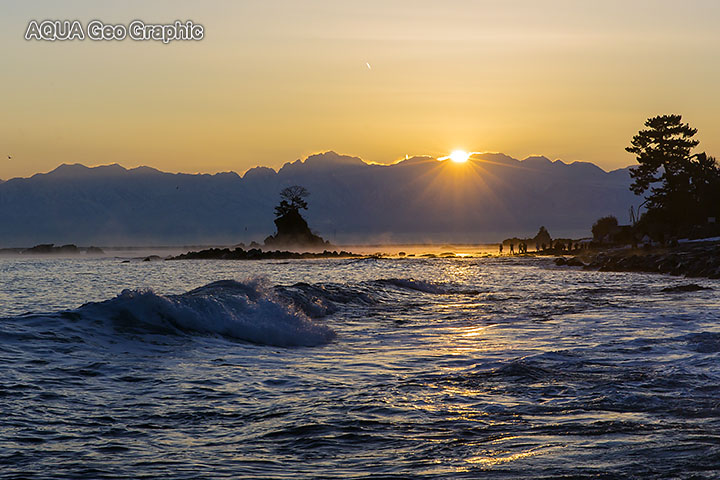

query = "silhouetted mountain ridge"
(0, 152), (636, 246)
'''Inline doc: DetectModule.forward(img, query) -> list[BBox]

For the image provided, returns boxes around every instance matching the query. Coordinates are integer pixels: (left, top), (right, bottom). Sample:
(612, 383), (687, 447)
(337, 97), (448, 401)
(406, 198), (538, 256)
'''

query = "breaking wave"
(74, 279), (335, 347)
(10, 276), (481, 348)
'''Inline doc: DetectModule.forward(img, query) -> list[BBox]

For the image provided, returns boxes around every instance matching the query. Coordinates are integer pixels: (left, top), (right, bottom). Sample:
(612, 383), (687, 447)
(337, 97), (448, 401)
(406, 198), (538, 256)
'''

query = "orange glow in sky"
(2, 1), (720, 178)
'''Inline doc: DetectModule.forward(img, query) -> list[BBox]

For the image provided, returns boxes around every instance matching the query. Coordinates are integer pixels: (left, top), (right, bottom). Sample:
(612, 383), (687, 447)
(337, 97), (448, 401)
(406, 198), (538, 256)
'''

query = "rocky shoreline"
(554, 240), (720, 279)
(169, 247), (360, 261)
(0, 243), (105, 255)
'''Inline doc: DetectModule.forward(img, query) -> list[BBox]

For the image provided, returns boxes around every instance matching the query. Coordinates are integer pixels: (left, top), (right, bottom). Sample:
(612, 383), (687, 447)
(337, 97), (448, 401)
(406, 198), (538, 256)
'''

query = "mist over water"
(1, 255), (719, 478)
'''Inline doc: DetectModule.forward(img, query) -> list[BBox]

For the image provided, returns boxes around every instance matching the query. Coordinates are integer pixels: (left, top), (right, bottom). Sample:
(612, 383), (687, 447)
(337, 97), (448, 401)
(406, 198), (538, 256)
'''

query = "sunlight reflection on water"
(0, 255), (719, 478)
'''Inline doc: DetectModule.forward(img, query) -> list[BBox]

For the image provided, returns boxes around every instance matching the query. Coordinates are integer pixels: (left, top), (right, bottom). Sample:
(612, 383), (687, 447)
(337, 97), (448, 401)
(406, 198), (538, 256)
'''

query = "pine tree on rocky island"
(273, 185), (309, 218)
(264, 186), (329, 249)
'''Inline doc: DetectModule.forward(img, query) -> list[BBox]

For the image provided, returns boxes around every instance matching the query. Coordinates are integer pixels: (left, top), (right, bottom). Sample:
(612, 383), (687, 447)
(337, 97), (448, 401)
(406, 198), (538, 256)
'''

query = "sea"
(1, 250), (720, 479)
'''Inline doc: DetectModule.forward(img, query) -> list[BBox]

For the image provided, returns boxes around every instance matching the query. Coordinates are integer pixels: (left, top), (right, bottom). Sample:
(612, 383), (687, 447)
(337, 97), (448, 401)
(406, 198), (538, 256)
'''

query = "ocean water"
(1, 255), (720, 479)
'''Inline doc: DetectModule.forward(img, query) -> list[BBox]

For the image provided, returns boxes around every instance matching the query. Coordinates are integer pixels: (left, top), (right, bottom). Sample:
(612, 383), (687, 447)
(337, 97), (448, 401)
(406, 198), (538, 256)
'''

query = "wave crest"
(77, 279), (335, 347)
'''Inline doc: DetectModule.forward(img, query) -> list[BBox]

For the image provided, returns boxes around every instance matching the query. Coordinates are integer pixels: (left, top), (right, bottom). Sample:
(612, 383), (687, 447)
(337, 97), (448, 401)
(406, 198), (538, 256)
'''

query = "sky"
(1, 0), (720, 179)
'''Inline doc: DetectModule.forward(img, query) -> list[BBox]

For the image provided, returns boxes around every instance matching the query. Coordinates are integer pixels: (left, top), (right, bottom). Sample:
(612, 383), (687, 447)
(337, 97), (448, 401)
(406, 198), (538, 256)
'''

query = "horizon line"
(1, 150), (634, 182)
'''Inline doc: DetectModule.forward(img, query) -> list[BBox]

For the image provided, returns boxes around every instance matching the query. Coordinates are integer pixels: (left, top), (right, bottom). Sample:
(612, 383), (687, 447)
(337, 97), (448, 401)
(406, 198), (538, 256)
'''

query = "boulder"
(566, 257), (586, 267)
(662, 284), (712, 293)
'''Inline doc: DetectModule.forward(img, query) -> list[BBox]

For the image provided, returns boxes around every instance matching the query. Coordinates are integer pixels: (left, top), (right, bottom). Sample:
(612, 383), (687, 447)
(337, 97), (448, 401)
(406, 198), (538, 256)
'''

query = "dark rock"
(24, 243), (79, 254)
(21, 243), (104, 255)
(24, 244), (56, 254)
(534, 227), (552, 249)
(566, 257), (586, 267)
(661, 284), (712, 293)
(169, 246), (360, 261)
(569, 240), (720, 279)
(264, 209), (329, 249)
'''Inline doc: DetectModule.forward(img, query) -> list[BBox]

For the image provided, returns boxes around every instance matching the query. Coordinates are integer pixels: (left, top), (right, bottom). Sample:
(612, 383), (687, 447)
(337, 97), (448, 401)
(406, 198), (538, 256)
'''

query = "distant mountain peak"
(243, 165), (277, 179)
(41, 163), (129, 179)
(303, 151), (365, 167)
(471, 152), (517, 166)
(278, 151), (366, 175)
(522, 155), (552, 164)
(128, 165), (162, 175)
(30, 163), (88, 180)
(53, 163), (90, 173)
(566, 160), (606, 173)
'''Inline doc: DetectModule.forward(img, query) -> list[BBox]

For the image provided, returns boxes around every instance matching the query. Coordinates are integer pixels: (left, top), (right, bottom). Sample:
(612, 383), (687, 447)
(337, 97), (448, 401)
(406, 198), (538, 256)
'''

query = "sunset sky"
(2, 0), (720, 179)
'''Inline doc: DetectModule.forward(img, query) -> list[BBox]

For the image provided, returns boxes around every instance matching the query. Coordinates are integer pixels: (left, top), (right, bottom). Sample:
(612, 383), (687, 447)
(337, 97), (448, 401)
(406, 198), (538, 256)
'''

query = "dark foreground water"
(1, 255), (719, 479)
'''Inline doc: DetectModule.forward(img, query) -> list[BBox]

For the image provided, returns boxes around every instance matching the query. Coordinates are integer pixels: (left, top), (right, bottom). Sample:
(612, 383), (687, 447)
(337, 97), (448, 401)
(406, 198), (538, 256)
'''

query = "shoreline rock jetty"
(170, 247), (360, 261)
(554, 239), (720, 279)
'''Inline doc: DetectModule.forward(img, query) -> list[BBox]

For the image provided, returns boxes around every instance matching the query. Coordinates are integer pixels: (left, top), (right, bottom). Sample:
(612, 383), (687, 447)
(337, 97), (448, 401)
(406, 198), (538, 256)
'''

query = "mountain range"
(0, 152), (639, 246)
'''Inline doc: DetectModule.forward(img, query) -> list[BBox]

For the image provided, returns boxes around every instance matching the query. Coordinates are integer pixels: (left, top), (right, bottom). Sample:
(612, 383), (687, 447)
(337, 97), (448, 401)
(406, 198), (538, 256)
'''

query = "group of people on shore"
(499, 242), (530, 255)
(499, 240), (584, 255)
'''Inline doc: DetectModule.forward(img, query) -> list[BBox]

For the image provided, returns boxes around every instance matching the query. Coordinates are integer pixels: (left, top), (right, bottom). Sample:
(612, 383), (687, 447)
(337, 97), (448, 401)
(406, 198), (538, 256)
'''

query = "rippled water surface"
(1, 255), (720, 479)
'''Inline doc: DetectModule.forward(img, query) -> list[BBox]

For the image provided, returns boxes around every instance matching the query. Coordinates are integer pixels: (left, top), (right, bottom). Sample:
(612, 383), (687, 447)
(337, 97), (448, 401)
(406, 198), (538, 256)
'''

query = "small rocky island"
(263, 186), (330, 248)
(171, 185), (358, 260)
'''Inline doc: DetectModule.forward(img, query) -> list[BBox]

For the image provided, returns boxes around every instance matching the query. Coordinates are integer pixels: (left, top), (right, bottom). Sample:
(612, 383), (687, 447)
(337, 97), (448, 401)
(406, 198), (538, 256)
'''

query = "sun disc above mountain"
(449, 150), (470, 163)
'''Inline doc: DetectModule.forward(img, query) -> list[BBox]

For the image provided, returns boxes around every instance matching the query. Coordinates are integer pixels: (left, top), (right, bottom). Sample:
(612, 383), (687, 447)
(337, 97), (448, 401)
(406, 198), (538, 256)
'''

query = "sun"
(449, 150), (470, 163)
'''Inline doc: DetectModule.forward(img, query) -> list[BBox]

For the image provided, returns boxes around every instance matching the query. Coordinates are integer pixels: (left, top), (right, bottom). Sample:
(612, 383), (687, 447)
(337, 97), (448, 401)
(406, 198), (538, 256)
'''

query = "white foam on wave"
(78, 279), (336, 347)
